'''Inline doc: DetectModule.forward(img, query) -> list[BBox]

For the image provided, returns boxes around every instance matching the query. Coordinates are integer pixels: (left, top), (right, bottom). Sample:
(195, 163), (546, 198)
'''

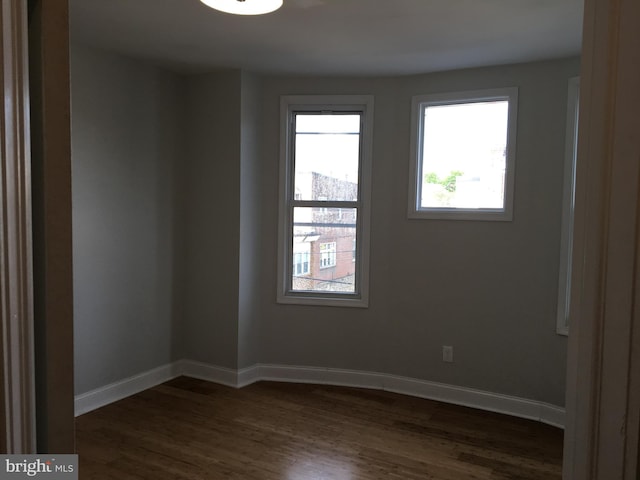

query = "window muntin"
(278, 96), (373, 307)
(409, 88), (518, 221)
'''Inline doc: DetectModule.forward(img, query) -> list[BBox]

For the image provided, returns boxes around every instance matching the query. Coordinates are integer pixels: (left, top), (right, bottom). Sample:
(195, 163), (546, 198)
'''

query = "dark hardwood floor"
(76, 377), (563, 479)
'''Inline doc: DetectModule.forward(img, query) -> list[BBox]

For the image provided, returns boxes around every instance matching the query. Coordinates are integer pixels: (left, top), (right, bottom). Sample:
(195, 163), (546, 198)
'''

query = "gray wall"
(238, 72), (263, 369)
(256, 58), (579, 406)
(71, 45), (182, 394)
(181, 71), (242, 369)
(180, 70), (263, 370)
(72, 43), (577, 407)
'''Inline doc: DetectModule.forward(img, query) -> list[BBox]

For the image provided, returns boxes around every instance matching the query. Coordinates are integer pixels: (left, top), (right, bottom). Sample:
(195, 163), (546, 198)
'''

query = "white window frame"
(277, 95), (373, 308)
(408, 87), (518, 221)
(319, 242), (337, 269)
(293, 242), (311, 276)
(556, 77), (580, 336)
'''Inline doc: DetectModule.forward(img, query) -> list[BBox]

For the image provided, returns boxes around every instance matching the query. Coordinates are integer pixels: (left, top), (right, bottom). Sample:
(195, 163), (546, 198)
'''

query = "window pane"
(292, 207), (357, 293)
(296, 114), (360, 134)
(294, 114), (360, 201)
(421, 100), (508, 209)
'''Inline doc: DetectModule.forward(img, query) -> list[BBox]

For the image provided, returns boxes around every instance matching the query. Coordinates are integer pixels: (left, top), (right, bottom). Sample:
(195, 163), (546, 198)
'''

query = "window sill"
(277, 293), (368, 308)
(408, 208), (513, 221)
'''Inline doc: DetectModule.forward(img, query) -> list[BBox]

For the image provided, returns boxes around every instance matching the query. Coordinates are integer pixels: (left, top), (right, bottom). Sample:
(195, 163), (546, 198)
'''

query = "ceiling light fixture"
(199, 0), (283, 15)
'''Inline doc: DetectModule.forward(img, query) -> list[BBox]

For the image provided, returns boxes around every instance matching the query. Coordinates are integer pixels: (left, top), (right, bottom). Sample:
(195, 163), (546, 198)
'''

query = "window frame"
(277, 95), (373, 308)
(293, 242), (311, 276)
(408, 87), (519, 221)
(319, 242), (337, 269)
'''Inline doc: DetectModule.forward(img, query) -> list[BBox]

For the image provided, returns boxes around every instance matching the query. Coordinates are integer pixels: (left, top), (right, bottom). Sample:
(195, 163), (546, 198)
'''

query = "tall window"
(278, 96), (373, 307)
(408, 88), (518, 221)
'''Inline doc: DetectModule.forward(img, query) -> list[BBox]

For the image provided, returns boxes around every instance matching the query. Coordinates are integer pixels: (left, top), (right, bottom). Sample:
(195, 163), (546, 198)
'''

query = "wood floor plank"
(76, 377), (563, 479)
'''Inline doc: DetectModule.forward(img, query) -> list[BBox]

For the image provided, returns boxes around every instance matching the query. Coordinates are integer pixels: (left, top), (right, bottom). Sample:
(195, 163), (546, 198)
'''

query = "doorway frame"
(0, 0), (36, 454)
(563, 0), (640, 477)
(1, 0), (639, 475)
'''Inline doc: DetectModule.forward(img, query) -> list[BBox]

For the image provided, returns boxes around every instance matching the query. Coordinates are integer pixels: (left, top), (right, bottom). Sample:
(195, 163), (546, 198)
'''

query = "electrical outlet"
(442, 345), (453, 363)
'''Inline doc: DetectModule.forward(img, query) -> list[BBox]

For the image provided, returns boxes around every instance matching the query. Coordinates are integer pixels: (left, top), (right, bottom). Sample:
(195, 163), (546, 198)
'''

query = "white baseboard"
(175, 359), (239, 387)
(74, 363), (180, 417)
(246, 364), (565, 429)
(75, 361), (565, 429)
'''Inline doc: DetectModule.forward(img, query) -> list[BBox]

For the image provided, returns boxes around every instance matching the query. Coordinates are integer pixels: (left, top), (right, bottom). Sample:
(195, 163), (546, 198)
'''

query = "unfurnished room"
(2, 0), (639, 479)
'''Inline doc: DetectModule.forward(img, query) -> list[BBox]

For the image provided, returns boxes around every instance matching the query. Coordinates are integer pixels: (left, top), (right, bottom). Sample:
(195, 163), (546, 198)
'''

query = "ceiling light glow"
(199, 0), (283, 15)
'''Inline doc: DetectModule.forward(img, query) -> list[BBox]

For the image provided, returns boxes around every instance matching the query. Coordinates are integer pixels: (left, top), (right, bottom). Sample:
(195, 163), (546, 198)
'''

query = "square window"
(408, 88), (518, 221)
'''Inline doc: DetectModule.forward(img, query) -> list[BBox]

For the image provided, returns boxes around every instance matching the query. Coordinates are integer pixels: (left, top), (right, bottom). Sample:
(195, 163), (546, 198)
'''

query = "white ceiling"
(70, 0), (583, 76)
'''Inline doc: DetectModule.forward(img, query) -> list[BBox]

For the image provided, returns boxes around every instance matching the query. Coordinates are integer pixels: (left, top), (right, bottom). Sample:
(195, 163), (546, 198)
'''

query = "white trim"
(408, 87), (518, 222)
(248, 364), (564, 429)
(175, 360), (239, 388)
(556, 76), (580, 336)
(74, 364), (181, 416)
(76, 361), (565, 429)
(563, 0), (640, 475)
(73, 361), (257, 416)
